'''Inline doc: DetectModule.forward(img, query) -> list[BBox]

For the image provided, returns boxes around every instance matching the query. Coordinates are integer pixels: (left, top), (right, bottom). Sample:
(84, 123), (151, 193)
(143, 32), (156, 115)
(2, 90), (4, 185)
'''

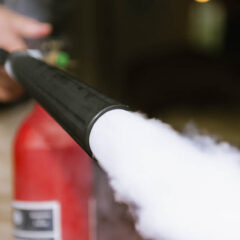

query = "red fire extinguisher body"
(13, 104), (93, 240)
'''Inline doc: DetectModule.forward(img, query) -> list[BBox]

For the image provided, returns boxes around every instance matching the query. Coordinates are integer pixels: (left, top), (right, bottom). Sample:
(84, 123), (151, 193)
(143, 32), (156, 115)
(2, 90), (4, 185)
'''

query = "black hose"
(2, 50), (128, 156)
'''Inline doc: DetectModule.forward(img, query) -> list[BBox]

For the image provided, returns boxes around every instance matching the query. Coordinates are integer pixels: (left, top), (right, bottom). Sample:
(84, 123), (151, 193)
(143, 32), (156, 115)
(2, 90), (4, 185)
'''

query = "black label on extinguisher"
(13, 201), (61, 240)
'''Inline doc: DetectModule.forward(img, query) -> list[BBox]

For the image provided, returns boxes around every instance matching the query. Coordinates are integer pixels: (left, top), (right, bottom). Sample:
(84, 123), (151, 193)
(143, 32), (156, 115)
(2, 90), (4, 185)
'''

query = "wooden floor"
(0, 101), (33, 240)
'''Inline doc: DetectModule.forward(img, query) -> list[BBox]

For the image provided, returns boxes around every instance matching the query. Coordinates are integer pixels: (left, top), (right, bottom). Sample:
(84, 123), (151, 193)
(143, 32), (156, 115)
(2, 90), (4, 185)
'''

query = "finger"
(0, 85), (23, 102)
(0, 67), (24, 102)
(11, 14), (52, 38)
(0, 34), (27, 51)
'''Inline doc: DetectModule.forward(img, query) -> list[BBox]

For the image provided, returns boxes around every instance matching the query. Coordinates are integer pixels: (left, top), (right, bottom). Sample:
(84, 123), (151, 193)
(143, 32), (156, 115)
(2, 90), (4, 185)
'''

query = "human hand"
(0, 6), (52, 102)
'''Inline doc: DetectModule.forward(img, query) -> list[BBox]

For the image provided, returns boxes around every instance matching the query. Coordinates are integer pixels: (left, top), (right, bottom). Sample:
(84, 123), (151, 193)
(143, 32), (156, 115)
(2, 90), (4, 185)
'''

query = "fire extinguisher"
(0, 47), (147, 240)
(13, 104), (93, 240)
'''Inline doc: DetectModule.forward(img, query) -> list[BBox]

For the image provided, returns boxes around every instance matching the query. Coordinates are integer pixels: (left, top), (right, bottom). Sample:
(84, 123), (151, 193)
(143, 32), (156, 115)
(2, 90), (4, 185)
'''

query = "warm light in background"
(194, 0), (211, 3)
(188, 0), (226, 53)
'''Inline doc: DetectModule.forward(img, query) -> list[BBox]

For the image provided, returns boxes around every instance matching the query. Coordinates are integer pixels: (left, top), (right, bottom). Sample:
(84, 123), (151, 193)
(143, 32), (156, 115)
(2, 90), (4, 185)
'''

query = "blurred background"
(69, 0), (240, 115)
(1, 0), (240, 239)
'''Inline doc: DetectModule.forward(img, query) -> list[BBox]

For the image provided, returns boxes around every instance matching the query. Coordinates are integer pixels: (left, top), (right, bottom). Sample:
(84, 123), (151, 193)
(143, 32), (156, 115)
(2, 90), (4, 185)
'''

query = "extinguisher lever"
(1, 49), (128, 156)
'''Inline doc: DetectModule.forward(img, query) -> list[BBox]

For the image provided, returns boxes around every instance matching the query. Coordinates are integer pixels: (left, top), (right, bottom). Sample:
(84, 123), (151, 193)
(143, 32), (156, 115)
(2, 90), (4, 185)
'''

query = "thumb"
(12, 14), (52, 38)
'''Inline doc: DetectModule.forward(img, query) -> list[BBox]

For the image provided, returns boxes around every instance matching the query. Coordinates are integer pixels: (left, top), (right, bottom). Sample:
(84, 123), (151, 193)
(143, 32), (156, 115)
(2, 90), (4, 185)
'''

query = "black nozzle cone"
(7, 51), (128, 156)
(0, 49), (9, 65)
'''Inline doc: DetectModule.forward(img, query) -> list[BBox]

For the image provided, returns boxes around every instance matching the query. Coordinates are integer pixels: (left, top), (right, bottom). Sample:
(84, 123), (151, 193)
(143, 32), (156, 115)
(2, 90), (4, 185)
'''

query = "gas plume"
(89, 109), (240, 240)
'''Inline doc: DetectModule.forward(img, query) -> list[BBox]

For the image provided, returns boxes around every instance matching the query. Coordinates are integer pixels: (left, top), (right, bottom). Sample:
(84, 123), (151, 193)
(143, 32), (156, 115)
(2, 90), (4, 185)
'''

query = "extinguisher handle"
(6, 51), (128, 156)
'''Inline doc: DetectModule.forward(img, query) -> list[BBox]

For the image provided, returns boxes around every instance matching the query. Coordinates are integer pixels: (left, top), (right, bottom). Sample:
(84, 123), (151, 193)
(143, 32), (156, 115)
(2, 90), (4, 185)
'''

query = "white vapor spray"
(89, 109), (240, 240)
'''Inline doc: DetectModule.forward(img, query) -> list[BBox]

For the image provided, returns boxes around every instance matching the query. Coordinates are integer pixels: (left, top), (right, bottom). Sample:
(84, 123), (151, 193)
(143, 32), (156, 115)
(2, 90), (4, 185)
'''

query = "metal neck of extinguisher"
(0, 49), (128, 156)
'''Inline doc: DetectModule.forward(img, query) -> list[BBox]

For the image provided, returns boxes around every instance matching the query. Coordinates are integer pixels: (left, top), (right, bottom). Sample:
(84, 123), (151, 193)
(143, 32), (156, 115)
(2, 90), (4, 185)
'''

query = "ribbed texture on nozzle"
(8, 51), (128, 155)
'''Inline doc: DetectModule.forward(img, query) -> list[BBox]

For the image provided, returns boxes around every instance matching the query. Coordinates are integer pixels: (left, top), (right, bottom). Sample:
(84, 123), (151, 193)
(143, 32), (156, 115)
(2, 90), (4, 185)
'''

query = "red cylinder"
(13, 104), (93, 240)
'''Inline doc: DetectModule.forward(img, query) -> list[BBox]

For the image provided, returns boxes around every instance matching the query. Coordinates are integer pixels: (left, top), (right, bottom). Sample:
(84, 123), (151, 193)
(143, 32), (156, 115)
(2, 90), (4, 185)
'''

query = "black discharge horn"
(0, 49), (128, 156)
